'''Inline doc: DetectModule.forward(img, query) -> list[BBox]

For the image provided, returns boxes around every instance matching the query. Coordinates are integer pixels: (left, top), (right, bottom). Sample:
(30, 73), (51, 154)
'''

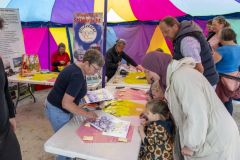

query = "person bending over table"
(51, 43), (70, 72)
(105, 39), (143, 81)
(45, 49), (104, 160)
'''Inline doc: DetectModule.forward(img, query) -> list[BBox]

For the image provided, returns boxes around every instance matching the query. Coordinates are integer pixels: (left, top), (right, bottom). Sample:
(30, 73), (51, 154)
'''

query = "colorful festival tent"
(1, 0), (240, 69)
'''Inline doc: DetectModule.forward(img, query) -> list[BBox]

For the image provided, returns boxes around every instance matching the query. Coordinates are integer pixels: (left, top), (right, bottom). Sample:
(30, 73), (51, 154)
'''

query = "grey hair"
(83, 49), (105, 67)
(116, 39), (126, 45)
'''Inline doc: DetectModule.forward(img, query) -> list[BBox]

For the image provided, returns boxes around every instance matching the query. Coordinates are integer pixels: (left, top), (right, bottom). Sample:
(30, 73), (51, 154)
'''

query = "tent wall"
(21, 18), (240, 69)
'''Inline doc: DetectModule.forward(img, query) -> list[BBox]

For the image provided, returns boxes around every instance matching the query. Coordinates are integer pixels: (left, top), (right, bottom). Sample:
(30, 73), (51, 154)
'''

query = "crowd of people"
(139, 16), (240, 160)
(1, 14), (240, 160)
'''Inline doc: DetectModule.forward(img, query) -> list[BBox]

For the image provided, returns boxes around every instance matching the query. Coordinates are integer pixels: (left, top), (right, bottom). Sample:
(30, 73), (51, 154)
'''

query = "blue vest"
(173, 31), (219, 86)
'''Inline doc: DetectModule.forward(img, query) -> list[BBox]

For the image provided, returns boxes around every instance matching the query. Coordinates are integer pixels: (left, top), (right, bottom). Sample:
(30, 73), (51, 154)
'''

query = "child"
(138, 99), (174, 160)
(147, 80), (165, 101)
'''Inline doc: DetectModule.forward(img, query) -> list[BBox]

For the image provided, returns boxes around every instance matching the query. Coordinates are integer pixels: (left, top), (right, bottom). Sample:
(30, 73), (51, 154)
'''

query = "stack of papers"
(90, 111), (130, 138)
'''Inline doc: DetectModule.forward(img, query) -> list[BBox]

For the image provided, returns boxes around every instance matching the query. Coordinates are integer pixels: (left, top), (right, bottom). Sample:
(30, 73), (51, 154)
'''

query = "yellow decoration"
(146, 26), (171, 54)
(18, 72), (58, 81)
(31, 73), (58, 81)
(49, 28), (70, 56)
(94, 0), (137, 22)
(57, 66), (65, 71)
(21, 54), (41, 77)
(103, 100), (145, 117)
(123, 72), (148, 84)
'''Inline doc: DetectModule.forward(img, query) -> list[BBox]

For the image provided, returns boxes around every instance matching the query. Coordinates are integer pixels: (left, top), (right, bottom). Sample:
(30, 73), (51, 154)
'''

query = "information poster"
(0, 8), (25, 72)
(73, 13), (103, 61)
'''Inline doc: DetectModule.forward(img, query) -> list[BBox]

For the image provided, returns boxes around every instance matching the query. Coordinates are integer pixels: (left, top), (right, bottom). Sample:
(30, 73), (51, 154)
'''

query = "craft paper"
(115, 88), (147, 101)
(103, 100), (145, 117)
(123, 72), (148, 84)
(30, 72), (58, 81)
(76, 125), (134, 143)
(90, 111), (130, 138)
(17, 72), (58, 82)
(84, 88), (114, 103)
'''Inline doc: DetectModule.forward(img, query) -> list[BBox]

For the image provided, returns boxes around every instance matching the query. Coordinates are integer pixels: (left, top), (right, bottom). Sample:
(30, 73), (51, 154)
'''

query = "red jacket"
(51, 51), (70, 71)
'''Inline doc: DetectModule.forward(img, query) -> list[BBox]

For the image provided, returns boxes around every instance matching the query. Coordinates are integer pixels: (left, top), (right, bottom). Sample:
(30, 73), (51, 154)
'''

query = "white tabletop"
(8, 74), (55, 86)
(8, 73), (102, 90)
(44, 116), (141, 160)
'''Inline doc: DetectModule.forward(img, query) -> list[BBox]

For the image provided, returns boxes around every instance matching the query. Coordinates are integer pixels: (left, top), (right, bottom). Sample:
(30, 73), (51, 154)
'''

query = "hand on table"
(60, 61), (65, 65)
(136, 65), (144, 72)
(181, 146), (194, 157)
(139, 113), (148, 126)
(86, 111), (98, 121)
(138, 124), (146, 141)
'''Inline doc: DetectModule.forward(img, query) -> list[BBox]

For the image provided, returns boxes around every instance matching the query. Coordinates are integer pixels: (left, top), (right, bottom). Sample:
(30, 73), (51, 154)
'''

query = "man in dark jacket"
(159, 16), (218, 86)
(105, 39), (143, 81)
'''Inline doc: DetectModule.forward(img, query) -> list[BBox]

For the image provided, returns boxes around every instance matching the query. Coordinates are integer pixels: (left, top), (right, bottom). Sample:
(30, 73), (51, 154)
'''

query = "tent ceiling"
(2, 0), (240, 23)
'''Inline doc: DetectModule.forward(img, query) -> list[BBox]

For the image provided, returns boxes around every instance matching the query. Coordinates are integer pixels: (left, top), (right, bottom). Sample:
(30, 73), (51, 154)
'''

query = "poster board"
(0, 8), (25, 72)
(20, 54), (40, 76)
(73, 13), (103, 61)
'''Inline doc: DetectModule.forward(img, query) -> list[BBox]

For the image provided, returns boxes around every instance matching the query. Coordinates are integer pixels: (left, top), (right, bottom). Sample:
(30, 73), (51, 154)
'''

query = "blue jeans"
(45, 100), (73, 160)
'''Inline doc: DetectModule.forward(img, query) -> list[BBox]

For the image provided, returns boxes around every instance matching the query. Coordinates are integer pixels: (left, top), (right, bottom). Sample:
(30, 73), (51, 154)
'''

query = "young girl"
(138, 99), (174, 160)
(147, 80), (165, 101)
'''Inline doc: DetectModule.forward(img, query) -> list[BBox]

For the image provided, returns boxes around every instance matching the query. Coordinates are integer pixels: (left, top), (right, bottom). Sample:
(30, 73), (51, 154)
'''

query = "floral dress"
(138, 120), (174, 160)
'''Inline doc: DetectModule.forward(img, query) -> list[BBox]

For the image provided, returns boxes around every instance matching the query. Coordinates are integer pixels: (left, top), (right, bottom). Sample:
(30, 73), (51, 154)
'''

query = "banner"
(0, 8), (25, 72)
(73, 13), (103, 61)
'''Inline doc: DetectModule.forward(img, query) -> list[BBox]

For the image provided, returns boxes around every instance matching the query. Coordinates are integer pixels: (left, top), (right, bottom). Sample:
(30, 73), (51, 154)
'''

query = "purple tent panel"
(194, 20), (208, 36)
(113, 24), (156, 64)
(38, 31), (58, 69)
(51, 0), (94, 24)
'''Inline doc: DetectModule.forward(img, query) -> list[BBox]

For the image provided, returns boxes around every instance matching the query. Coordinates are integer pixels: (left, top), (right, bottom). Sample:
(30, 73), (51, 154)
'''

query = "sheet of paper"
(115, 88), (147, 101)
(90, 111), (130, 138)
(84, 88), (114, 103)
(103, 100), (145, 117)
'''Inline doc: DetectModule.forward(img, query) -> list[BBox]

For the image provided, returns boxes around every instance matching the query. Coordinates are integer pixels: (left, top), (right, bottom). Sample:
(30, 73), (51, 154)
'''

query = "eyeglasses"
(90, 64), (101, 72)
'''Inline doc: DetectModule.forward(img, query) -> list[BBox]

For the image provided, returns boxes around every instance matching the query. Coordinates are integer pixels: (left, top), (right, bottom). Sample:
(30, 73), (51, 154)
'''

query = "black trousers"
(0, 127), (22, 160)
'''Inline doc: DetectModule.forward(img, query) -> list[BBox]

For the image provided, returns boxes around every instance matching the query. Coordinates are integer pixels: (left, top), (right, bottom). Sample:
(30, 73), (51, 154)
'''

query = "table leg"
(15, 83), (21, 107)
(27, 83), (36, 103)
(15, 83), (36, 107)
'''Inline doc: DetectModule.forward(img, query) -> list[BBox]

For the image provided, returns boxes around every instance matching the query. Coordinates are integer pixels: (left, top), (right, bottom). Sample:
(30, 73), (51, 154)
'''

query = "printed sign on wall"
(73, 13), (103, 61)
(0, 8), (25, 72)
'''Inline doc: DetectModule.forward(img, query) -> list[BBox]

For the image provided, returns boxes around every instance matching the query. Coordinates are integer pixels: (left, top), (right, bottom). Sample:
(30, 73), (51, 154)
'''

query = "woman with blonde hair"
(208, 16), (231, 51)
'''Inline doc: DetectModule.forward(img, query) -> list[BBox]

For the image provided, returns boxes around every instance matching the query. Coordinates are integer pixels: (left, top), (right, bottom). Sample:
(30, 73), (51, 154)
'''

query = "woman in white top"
(142, 52), (240, 160)
(165, 58), (240, 160)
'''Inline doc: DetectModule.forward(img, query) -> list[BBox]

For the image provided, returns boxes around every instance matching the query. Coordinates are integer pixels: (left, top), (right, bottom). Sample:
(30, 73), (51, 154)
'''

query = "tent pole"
(66, 27), (73, 64)
(48, 22), (50, 70)
(102, 0), (108, 88)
